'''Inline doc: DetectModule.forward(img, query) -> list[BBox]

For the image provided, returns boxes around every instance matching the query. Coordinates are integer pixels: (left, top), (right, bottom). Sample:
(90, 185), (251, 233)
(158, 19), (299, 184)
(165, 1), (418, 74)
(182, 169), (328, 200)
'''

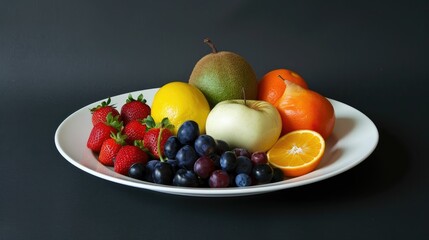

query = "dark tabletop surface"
(1, 0), (428, 239)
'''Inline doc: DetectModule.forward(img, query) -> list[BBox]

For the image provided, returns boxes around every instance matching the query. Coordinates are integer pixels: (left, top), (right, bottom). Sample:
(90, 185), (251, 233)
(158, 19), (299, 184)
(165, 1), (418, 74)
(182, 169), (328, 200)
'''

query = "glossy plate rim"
(54, 88), (379, 197)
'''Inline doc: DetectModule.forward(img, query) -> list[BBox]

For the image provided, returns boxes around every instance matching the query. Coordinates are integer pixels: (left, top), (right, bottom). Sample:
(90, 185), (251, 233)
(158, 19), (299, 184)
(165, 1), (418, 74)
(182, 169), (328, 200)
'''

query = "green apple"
(205, 99), (282, 153)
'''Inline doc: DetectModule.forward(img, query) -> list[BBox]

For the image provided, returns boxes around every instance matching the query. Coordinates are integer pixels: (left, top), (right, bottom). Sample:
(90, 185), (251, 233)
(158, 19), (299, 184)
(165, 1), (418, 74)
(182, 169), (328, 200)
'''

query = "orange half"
(267, 130), (325, 177)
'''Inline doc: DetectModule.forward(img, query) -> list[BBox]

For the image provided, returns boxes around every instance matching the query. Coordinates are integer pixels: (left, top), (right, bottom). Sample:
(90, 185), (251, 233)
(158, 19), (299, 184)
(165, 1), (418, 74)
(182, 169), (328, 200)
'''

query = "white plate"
(54, 88), (378, 197)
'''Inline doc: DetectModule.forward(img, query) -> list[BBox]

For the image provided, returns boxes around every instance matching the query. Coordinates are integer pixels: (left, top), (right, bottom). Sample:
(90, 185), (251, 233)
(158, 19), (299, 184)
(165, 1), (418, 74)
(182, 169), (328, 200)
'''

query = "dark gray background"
(1, 0), (428, 239)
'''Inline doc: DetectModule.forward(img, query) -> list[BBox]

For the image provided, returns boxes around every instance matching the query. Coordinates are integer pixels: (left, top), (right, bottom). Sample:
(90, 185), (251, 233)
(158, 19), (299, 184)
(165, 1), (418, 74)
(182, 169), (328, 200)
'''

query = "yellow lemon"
(151, 82), (210, 135)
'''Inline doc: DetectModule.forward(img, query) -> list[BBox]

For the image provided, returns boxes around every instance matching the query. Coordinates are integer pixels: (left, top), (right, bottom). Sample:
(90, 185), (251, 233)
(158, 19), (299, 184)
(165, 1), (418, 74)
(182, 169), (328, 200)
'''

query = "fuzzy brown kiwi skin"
(189, 39), (258, 108)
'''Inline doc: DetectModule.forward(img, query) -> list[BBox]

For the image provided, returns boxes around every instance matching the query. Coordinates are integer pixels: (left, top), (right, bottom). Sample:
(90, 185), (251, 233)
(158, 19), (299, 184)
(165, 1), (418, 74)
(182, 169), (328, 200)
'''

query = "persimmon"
(258, 69), (335, 139)
(258, 69), (308, 104)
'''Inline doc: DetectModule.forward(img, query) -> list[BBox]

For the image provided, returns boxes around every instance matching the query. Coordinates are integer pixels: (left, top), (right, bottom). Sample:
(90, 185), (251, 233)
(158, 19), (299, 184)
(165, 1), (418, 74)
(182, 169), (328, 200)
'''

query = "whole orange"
(258, 69), (308, 105)
(258, 70), (335, 139)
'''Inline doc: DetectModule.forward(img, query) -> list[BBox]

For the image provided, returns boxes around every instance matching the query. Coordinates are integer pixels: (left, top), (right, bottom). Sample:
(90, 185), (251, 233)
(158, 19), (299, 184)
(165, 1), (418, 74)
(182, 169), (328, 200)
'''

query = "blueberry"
(198, 178), (209, 188)
(152, 161), (174, 185)
(176, 145), (199, 170)
(144, 159), (160, 182)
(128, 162), (146, 180)
(228, 172), (237, 187)
(194, 134), (216, 156)
(210, 154), (221, 169)
(252, 164), (274, 184)
(173, 169), (199, 187)
(177, 121), (199, 145)
(215, 139), (230, 155)
(166, 158), (179, 172)
(235, 173), (252, 187)
(271, 167), (285, 183)
(235, 156), (253, 175)
(164, 136), (182, 159)
(219, 151), (237, 172)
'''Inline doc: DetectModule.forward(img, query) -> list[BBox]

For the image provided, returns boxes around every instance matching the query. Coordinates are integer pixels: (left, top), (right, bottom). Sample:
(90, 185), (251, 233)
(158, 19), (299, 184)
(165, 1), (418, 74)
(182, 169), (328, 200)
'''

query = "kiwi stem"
(204, 38), (217, 53)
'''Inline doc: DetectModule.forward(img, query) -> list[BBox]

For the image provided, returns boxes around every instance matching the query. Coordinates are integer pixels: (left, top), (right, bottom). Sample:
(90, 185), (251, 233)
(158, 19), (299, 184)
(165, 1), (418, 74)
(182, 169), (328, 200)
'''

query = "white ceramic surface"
(54, 88), (379, 197)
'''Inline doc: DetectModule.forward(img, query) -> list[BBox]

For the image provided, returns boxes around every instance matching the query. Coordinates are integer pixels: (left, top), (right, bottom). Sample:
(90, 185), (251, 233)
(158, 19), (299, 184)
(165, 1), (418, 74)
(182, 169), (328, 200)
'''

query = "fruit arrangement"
(86, 38), (335, 188)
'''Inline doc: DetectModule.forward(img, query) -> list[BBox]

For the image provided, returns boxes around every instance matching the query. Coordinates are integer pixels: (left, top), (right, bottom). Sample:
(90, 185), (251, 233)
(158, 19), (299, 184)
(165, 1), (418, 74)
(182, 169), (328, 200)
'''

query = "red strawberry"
(114, 145), (148, 175)
(120, 94), (151, 125)
(143, 116), (174, 160)
(90, 97), (121, 126)
(98, 132), (127, 166)
(123, 120), (147, 145)
(87, 113), (123, 152)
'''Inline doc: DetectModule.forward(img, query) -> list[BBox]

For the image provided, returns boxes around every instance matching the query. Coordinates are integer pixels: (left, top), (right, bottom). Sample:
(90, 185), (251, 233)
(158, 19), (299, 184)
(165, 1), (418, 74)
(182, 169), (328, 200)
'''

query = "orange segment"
(267, 130), (325, 177)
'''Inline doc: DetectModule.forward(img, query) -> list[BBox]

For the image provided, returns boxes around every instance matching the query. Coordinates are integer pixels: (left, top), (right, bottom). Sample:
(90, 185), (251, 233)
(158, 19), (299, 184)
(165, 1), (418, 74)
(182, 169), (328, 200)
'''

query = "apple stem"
(204, 38), (217, 53)
(278, 74), (285, 80)
(242, 87), (246, 105)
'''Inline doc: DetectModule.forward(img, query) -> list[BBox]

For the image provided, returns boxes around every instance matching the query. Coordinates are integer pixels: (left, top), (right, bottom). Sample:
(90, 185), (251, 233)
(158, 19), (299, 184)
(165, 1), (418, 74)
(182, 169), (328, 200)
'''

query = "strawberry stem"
(126, 93), (147, 104)
(143, 115), (157, 129)
(106, 112), (123, 131)
(111, 131), (127, 146)
(90, 97), (116, 113)
(157, 128), (165, 162)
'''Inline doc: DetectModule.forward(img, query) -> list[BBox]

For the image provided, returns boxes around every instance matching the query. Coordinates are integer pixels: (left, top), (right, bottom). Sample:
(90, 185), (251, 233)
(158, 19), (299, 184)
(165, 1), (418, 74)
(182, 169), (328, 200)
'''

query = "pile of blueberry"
(128, 120), (284, 187)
